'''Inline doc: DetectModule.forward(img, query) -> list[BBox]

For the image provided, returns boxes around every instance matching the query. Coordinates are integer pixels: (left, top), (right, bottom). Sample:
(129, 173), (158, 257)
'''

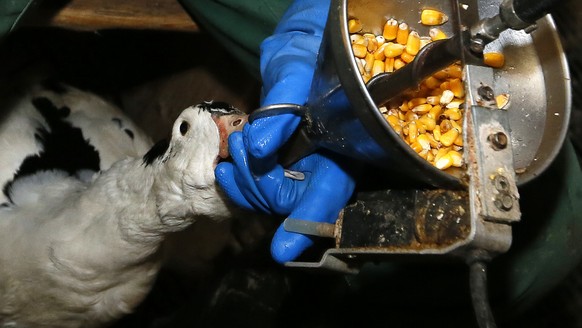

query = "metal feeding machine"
(250, 0), (568, 325)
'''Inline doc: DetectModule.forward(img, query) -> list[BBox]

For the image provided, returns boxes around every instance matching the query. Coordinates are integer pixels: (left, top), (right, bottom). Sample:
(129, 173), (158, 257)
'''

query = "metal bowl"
(304, 0), (570, 187)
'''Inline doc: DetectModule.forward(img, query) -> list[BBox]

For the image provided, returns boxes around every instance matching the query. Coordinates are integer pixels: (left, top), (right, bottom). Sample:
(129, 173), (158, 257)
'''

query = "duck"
(0, 80), (248, 327)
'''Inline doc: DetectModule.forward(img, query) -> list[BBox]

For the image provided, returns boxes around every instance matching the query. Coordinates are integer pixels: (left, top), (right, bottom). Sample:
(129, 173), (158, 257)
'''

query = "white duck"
(0, 81), (247, 327)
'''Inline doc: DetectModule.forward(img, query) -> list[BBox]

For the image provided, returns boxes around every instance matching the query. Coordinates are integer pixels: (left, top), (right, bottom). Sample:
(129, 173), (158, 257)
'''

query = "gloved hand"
(215, 0), (356, 263)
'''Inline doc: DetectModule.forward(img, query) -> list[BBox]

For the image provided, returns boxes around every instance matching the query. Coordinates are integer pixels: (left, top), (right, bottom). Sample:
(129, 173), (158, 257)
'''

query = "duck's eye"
(180, 121), (189, 136)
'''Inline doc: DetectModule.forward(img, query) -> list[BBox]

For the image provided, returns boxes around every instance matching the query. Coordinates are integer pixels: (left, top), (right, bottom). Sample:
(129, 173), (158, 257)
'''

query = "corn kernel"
(352, 43), (368, 58)
(408, 97), (427, 108)
(417, 133), (431, 150)
(374, 43), (387, 60)
(384, 57), (395, 73)
(435, 152), (453, 170)
(426, 95), (441, 105)
(408, 121), (418, 143)
(421, 9), (449, 26)
(449, 78), (465, 98)
(453, 134), (463, 147)
(399, 100), (410, 112)
(433, 125), (442, 141)
(420, 36), (432, 49)
(364, 53), (374, 73)
(396, 22), (409, 45)
(484, 52), (505, 68)
(444, 65), (463, 79)
(446, 100), (464, 109)
(434, 146), (449, 162)
(400, 51), (415, 63)
(382, 18), (398, 41)
(423, 76), (441, 90)
(429, 27), (447, 41)
(440, 128), (459, 147)
(351, 34), (366, 45)
(383, 42), (405, 58)
(429, 104), (443, 118)
(376, 35), (386, 47)
(418, 114), (436, 131)
(442, 108), (462, 120)
(440, 90), (455, 105)
(372, 59), (385, 76)
(450, 119), (462, 133)
(348, 18), (363, 33)
(387, 115), (400, 128)
(406, 31), (421, 56)
(412, 104), (432, 114)
(449, 150), (463, 167)
(496, 93), (510, 109)
(394, 58), (406, 70)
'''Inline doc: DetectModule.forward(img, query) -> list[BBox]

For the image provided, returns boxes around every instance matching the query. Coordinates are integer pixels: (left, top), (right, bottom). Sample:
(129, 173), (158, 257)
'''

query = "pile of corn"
(349, 9), (505, 171)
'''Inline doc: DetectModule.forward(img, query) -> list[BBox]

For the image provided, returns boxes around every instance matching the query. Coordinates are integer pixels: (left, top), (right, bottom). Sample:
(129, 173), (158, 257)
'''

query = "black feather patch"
(199, 101), (243, 116)
(2, 96), (101, 202)
(142, 139), (170, 166)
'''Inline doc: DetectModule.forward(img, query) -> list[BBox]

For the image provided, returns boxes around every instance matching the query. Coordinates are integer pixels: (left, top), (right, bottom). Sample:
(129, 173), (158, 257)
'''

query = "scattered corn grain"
(484, 52), (505, 68)
(348, 18), (363, 33)
(421, 9), (449, 26)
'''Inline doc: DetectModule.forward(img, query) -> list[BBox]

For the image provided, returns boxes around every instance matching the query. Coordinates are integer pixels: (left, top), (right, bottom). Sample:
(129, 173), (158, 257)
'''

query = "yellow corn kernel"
(421, 9), (449, 26)
(374, 44), (387, 61)
(420, 36), (432, 49)
(362, 73), (372, 83)
(450, 119), (462, 133)
(355, 58), (366, 76)
(433, 70), (449, 80)
(385, 57), (395, 73)
(433, 125), (442, 141)
(446, 100), (464, 109)
(429, 104), (443, 118)
(350, 34), (366, 45)
(367, 38), (378, 53)
(364, 53), (375, 74)
(348, 18), (363, 33)
(423, 76), (441, 90)
(352, 44), (368, 58)
(440, 119), (453, 133)
(449, 78), (465, 98)
(408, 121), (418, 143)
(429, 27), (447, 41)
(440, 90), (455, 105)
(453, 134), (463, 147)
(404, 111), (418, 122)
(434, 146), (449, 162)
(408, 97), (427, 108)
(400, 51), (415, 63)
(396, 22), (409, 45)
(484, 52), (505, 68)
(382, 18), (398, 41)
(444, 64), (463, 79)
(426, 150), (435, 163)
(418, 114), (436, 131)
(416, 133), (431, 150)
(376, 35), (386, 47)
(426, 132), (439, 148)
(496, 93), (510, 109)
(435, 151), (453, 170)
(394, 58), (406, 70)
(387, 115), (400, 128)
(410, 140), (424, 153)
(440, 127), (459, 147)
(398, 110), (406, 120)
(405, 31), (421, 56)
(412, 104), (432, 114)
(372, 59), (385, 76)
(448, 150), (463, 167)
(440, 81), (451, 91)
(426, 95), (441, 105)
(399, 100), (410, 112)
(442, 108), (462, 120)
(383, 42), (405, 58)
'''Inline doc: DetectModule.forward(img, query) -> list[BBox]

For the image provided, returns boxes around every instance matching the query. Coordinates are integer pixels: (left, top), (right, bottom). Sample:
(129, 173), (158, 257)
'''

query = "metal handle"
(248, 104), (317, 167)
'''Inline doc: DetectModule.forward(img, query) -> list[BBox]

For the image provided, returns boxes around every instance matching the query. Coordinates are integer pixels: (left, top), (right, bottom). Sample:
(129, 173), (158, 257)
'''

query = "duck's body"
(0, 82), (246, 327)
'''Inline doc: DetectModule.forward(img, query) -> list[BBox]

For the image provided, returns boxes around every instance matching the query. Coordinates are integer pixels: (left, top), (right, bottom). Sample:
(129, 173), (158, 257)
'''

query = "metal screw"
(478, 85), (495, 101)
(493, 174), (510, 191)
(488, 132), (508, 150)
(470, 37), (485, 53)
(494, 193), (514, 211)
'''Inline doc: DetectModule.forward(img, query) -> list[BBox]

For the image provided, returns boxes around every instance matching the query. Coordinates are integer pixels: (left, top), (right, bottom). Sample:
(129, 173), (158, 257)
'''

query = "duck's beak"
(212, 112), (248, 159)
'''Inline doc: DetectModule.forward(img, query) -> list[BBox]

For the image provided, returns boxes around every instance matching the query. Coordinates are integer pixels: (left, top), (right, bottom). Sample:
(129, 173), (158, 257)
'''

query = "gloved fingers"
(270, 224), (314, 264)
(224, 132), (272, 213)
(244, 113), (302, 159)
(214, 162), (255, 212)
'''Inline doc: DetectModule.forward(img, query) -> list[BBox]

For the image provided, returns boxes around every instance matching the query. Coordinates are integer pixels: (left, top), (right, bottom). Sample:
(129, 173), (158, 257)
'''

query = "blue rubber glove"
(215, 0), (356, 263)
